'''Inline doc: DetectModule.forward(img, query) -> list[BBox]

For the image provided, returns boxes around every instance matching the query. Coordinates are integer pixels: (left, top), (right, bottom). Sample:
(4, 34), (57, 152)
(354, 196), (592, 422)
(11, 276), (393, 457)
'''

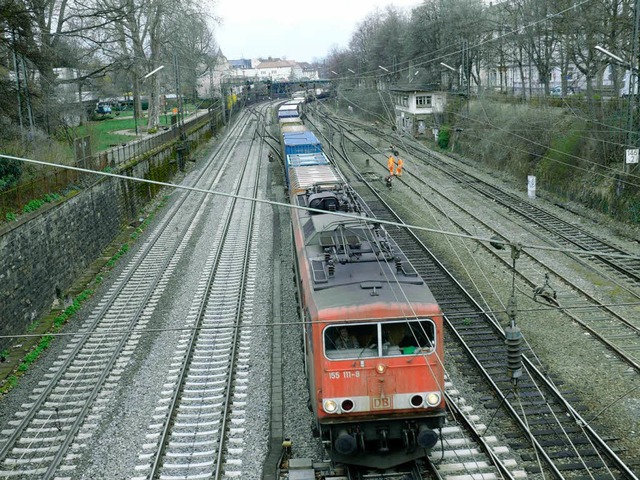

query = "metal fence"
(1, 110), (215, 220)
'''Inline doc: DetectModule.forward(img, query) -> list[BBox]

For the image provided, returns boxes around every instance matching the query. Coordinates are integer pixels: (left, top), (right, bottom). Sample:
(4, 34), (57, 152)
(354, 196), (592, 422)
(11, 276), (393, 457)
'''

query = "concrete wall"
(0, 113), (216, 351)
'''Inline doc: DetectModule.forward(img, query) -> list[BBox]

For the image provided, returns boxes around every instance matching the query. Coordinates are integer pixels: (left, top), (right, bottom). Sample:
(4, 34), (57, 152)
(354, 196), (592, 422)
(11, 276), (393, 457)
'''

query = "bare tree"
(1, 0), (124, 132)
(349, 10), (383, 74)
(567, 0), (606, 103)
(164, 9), (219, 117)
(99, 0), (217, 129)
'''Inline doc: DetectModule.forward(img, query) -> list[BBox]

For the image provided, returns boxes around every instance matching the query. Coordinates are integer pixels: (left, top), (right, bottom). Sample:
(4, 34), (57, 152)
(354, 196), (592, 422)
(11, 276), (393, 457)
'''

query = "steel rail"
(213, 126), (263, 480)
(444, 391), (518, 480)
(145, 111), (258, 478)
(314, 112), (637, 479)
(0, 108), (251, 478)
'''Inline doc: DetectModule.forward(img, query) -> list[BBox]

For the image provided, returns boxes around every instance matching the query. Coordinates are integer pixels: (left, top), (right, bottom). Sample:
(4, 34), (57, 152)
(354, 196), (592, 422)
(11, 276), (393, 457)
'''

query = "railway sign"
(527, 175), (536, 199)
(625, 148), (639, 164)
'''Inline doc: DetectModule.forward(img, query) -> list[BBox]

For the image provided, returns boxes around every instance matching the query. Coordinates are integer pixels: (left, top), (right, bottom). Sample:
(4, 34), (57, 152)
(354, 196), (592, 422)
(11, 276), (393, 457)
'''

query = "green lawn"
(73, 105), (198, 152)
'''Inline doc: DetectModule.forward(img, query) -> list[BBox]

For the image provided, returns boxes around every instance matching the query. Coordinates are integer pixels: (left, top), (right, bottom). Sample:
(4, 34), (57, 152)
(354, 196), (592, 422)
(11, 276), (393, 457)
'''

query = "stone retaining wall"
(0, 112), (218, 351)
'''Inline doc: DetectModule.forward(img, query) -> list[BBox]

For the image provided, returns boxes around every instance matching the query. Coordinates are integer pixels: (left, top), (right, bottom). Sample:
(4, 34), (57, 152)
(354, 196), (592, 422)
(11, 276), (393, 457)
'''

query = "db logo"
(371, 396), (392, 410)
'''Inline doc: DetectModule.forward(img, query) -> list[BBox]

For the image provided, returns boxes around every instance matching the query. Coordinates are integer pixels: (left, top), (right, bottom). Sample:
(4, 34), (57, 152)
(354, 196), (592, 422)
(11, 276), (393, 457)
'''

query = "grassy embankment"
(337, 87), (639, 224)
(451, 99), (639, 224)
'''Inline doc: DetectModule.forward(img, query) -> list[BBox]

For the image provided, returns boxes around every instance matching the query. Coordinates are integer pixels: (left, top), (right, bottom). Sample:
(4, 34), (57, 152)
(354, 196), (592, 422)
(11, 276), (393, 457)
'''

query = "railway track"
(309, 112), (638, 479)
(332, 111), (640, 287)
(134, 123), (264, 479)
(334, 124), (640, 374)
(333, 377), (527, 480)
(0, 111), (255, 479)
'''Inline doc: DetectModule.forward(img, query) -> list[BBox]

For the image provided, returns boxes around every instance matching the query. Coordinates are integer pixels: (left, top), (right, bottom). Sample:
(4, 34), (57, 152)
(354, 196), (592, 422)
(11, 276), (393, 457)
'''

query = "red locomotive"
(289, 165), (446, 469)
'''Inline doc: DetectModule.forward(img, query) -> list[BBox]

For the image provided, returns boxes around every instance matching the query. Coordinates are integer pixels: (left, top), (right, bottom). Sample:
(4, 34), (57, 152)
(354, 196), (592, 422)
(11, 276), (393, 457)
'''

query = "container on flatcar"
(285, 153), (330, 185)
(278, 103), (300, 119)
(282, 131), (322, 156)
(279, 104), (299, 112)
(281, 124), (307, 134)
(289, 164), (341, 195)
(279, 117), (304, 126)
(279, 117), (305, 133)
(286, 98), (306, 112)
(278, 111), (300, 119)
(292, 91), (306, 101)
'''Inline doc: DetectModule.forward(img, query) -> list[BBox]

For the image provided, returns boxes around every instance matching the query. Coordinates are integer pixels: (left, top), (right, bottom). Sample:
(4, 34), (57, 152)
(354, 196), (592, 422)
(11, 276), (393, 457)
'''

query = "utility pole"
(173, 53), (188, 170)
(134, 77), (140, 136)
(463, 39), (470, 115)
(220, 80), (226, 125)
(626, 0), (640, 174)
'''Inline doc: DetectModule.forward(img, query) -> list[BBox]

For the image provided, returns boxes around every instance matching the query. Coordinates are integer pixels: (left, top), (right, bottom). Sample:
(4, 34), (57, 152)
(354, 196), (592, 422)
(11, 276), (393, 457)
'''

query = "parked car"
(96, 102), (112, 114)
(550, 86), (575, 96)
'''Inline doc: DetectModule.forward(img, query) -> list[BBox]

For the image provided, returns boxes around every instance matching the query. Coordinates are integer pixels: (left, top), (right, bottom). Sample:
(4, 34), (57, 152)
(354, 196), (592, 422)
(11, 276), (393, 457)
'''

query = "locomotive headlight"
(323, 399), (338, 414)
(375, 363), (387, 374)
(426, 392), (441, 407)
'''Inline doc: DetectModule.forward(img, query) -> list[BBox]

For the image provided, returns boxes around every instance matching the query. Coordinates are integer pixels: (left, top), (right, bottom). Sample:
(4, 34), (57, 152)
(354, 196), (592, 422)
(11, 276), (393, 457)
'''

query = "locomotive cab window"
(323, 321), (435, 360)
(381, 320), (435, 356)
(324, 324), (377, 359)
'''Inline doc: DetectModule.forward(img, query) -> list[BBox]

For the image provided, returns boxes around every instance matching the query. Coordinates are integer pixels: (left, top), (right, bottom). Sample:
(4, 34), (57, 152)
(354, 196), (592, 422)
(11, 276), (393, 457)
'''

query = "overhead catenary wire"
(332, 83), (640, 191)
(362, 88), (640, 190)
(2, 297), (640, 340)
(329, 15), (640, 213)
(335, 82), (640, 147)
(328, 0), (639, 184)
(330, 0), (595, 82)
(2, 153), (637, 261)
(375, 86), (640, 188)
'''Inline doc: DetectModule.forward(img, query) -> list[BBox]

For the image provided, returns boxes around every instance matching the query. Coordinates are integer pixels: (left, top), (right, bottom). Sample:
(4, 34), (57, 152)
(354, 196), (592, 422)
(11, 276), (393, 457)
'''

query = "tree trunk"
(147, 74), (160, 128)
(133, 76), (142, 132)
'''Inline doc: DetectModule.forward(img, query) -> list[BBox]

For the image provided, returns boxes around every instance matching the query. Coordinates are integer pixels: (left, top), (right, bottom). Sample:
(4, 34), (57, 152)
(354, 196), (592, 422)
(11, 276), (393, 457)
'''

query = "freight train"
(278, 101), (446, 469)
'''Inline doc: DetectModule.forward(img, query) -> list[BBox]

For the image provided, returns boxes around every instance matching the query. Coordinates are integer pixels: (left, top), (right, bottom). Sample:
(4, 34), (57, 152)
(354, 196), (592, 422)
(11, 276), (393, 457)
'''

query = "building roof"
(390, 68), (441, 93)
(390, 84), (440, 93)
(257, 60), (298, 69)
(230, 59), (252, 69)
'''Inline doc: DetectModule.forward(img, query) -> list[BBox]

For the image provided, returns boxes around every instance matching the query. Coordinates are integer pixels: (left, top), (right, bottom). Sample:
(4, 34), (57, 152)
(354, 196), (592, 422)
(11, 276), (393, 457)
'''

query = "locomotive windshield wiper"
(352, 341), (378, 366)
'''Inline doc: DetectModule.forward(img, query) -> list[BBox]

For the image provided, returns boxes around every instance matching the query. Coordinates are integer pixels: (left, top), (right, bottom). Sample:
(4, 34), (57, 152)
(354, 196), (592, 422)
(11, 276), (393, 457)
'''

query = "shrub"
(23, 199), (45, 213)
(0, 158), (22, 192)
(438, 126), (451, 149)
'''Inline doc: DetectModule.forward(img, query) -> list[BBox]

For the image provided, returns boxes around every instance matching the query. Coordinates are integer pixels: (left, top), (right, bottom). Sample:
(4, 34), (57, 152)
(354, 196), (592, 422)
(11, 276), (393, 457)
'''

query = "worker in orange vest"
(388, 155), (396, 176)
(395, 158), (404, 176)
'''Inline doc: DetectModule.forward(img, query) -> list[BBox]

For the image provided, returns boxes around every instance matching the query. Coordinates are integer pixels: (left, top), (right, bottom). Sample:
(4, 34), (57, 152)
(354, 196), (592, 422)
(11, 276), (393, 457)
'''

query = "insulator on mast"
(505, 325), (523, 385)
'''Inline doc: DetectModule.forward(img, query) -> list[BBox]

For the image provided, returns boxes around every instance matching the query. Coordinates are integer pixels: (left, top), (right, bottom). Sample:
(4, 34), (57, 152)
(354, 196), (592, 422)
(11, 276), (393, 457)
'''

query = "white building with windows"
(390, 85), (447, 136)
(224, 58), (319, 82)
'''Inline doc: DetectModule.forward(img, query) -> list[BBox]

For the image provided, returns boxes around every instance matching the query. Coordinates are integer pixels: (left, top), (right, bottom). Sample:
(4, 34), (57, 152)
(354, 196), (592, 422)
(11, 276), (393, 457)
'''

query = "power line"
(331, 0), (595, 81)
(1, 300), (638, 341)
(2, 152), (638, 261)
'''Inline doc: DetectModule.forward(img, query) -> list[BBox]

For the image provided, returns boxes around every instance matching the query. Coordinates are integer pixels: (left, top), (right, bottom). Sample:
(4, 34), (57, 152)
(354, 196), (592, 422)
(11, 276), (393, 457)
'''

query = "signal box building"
(390, 84), (447, 137)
